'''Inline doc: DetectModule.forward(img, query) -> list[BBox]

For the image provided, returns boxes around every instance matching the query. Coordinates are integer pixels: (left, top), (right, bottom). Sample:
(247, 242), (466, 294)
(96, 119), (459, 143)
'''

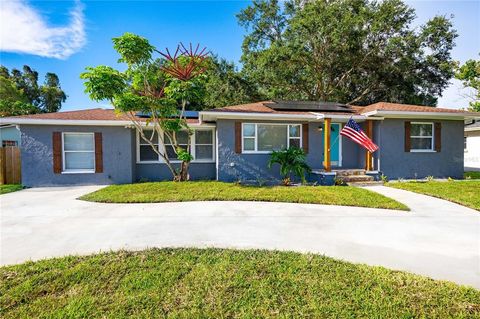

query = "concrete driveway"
(1, 185), (479, 289)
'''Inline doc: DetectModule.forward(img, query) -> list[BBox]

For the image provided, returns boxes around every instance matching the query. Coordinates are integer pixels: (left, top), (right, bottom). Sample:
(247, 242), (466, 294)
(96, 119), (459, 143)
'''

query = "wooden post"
(365, 120), (373, 171)
(0, 148), (5, 185)
(323, 118), (331, 172)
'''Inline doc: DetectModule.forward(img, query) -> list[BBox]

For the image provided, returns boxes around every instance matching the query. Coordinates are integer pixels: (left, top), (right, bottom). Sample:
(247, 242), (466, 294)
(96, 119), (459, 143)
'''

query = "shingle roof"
(357, 102), (469, 114)
(5, 108), (200, 124)
(209, 101), (355, 115)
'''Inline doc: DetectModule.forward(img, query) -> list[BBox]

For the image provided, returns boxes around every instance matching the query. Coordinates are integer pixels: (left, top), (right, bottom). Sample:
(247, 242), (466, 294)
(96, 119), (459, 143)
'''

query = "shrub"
(268, 147), (312, 185)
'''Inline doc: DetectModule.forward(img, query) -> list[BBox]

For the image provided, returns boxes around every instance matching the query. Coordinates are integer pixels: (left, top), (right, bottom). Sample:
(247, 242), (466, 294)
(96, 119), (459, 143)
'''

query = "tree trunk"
(173, 161), (190, 182)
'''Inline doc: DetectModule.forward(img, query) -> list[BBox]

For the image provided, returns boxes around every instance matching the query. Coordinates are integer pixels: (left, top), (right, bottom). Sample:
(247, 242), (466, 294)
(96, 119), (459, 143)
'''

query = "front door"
(323, 123), (342, 167)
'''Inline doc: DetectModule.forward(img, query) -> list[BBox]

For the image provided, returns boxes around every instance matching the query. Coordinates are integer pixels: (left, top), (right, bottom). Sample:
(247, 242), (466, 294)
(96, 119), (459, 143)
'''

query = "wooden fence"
(0, 146), (21, 184)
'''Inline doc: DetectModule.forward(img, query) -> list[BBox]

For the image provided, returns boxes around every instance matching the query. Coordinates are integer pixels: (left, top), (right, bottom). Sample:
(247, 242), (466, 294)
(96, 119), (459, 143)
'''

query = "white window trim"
(410, 122), (435, 152)
(241, 123), (303, 154)
(62, 132), (95, 174)
(136, 128), (216, 164)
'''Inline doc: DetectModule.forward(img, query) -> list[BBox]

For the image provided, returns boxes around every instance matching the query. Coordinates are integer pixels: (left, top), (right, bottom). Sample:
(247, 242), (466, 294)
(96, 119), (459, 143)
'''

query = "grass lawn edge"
(78, 181), (409, 211)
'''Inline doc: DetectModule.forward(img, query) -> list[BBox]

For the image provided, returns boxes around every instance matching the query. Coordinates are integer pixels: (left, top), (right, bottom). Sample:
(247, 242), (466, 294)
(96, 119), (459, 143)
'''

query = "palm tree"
(268, 147), (312, 185)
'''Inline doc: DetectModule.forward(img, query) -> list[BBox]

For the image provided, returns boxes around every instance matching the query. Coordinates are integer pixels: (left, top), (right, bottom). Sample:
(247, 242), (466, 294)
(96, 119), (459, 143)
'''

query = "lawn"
(465, 171), (480, 179)
(79, 181), (408, 210)
(388, 181), (480, 211)
(0, 184), (23, 195)
(1, 249), (478, 318)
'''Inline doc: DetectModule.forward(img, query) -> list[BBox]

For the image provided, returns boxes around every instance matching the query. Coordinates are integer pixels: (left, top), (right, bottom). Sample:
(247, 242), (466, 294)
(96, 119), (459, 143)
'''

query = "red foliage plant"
(159, 43), (209, 81)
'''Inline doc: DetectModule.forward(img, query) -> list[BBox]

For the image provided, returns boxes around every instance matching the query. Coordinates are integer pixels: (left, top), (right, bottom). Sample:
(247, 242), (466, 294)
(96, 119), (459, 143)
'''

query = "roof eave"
(0, 118), (211, 127)
(363, 110), (478, 120)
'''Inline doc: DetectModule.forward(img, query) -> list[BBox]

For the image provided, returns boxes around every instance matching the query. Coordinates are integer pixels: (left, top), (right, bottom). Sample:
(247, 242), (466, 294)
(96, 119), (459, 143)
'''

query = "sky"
(0, 0), (479, 112)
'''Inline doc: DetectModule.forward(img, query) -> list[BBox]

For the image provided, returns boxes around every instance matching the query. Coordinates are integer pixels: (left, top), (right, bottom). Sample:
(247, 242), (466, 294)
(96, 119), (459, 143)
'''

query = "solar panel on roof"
(265, 100), (354, 113)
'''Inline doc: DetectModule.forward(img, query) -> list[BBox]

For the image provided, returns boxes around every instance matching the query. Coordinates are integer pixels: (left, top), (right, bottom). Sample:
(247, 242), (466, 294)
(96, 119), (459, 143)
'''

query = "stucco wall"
(20, 125), (135, 186)
(135, 163), (216, 181)
(216, 119), (360, 182)
(378, 119), (464, 179)
(465, 130), (480, 170)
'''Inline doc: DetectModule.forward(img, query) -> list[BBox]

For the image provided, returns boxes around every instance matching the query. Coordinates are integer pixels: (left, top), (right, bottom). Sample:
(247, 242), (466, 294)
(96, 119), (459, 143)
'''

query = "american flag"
(340, 118), (379, 153)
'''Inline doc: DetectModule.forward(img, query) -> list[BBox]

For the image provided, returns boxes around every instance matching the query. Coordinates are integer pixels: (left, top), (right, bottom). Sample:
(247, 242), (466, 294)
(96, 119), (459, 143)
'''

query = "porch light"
(317, 126), (323, 132)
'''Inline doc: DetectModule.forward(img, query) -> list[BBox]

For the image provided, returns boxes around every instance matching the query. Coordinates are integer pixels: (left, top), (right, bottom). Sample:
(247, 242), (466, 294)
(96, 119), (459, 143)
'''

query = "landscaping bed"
(465, 171), (480, 180)
(79, 181), (408, 210)
(1, 248), (479, 318)
(388, 181), (480, 211)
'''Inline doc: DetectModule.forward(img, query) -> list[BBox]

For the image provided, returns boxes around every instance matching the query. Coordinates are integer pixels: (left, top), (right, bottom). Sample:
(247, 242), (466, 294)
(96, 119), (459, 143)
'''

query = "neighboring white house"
(465, 120), (480, 171)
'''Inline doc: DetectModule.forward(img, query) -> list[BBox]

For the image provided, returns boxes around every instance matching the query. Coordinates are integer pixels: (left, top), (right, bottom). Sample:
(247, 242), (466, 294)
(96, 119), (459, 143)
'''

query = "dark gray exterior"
(377, 119), (464, 179)
(18, 117), (465, 186)
(135, 163), (216, 181)
(20, 125), (135, 187)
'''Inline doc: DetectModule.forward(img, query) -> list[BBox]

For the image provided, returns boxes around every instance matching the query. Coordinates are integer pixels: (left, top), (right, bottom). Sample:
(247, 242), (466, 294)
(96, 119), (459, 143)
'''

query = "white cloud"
(0, 0), (86, 59)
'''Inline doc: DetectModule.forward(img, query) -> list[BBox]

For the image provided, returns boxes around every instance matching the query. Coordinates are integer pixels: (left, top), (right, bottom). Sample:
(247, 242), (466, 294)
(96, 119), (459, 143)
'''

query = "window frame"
(241, 123), (303, 154)
(61, 132), (95, 174)
(409, 122), (435, 153)
(136, 128), (216, 164)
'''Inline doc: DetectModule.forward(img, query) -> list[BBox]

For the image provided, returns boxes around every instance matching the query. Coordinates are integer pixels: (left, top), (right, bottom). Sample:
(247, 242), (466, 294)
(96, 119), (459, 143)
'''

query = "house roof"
(358, 102), (470, 115)
(1, 101), (478, 126)
(201, 100), (478, 121)
(0, 108), (201, 125)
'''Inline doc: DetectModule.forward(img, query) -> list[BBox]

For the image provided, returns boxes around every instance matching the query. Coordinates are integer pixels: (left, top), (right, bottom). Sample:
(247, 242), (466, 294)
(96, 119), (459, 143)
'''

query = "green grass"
(79, 181), (408, 210)
(0, 184), (23, 195)
(388, 181), (480, 211)
(465, 171), (480, 179)
(1, 249), (479, 318)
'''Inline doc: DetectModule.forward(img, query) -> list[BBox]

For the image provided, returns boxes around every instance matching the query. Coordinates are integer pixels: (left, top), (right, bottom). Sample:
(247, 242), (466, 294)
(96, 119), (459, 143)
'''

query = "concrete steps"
(332, 169), (383, 186)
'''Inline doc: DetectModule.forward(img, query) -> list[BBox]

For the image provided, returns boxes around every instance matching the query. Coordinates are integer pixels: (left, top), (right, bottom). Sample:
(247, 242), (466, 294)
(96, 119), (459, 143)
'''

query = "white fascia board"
(310, 112), (383, 121)
(363, 110), (474, 120)
(199, 111), (317, 122)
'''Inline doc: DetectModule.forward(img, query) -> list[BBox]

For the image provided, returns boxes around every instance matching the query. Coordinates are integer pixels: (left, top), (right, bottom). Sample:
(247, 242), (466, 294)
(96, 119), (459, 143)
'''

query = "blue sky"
(1, 0), (479, 111)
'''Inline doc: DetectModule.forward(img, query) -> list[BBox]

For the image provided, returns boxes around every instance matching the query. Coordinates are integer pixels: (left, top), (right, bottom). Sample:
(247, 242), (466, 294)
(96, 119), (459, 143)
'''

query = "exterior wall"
(20, 125), (134, 187)
(464, 130), (480, 170)
(132, 130), (216, 181)
(0, 126), (21, 146)
(135, 163), (216, 181)
(378, 119), (464, 179)
(216, 119), (361, 183)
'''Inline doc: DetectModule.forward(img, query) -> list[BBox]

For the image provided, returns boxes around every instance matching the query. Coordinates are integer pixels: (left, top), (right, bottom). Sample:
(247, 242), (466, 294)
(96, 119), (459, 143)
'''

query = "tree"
(237, 0), (458, 106)
(200, 57), (264, 109)
(0, 65), (67, 116)
(81, 33), (209, 181)
(455, 57), (480, 112)
(268, 147), (311, 185)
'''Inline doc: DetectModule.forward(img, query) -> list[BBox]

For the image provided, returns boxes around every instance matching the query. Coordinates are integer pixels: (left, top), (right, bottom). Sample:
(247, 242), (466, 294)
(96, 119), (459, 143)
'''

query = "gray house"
(1, 101), (478, 187)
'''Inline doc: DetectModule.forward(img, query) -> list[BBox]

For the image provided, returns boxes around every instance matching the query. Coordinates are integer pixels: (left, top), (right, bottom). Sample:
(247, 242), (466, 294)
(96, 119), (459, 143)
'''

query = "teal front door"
(323, 123), (341, 167)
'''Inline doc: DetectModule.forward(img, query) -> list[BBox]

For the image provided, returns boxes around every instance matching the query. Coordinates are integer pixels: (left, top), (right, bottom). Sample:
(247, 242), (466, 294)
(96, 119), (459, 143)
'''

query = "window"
(194, 130), (214, 160)
(139, 130), (159, 162)
(410, 122), (434, 151)
(63, 133), (95, 172)
(164, 131), (189, 160)
(464, 136), (468, 151)
(2, 140), (17, 147)
(137, 128), (214, 163)
(242, 123), (302, 153)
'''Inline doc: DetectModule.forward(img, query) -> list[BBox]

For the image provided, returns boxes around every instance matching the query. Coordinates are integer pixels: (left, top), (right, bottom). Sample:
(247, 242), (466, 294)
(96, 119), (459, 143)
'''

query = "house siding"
(216, 119), (360, 183)
(378, 119), (464, 179)
(20, 125), (135, 186)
